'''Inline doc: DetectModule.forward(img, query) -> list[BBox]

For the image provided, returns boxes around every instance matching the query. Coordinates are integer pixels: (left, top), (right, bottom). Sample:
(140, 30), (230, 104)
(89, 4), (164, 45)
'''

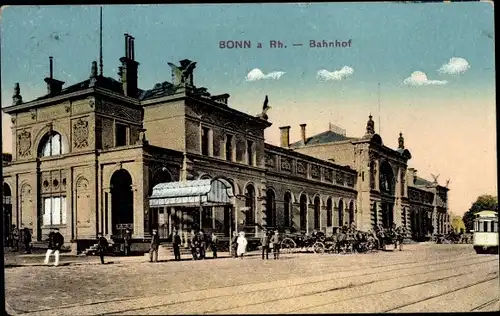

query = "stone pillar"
(208, 129), (214, 157)
(292, 202), (300, 232)
(104, 188), (112, 238)
(432, 208), (438, 236)
(374, 160), (380, 191)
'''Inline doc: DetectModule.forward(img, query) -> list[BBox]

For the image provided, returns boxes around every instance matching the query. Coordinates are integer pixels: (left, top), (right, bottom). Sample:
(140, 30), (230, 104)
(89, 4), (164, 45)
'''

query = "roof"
(34, 76), (124, 102)
(289, 130), (358, 148)
(474, 210), (498, 218)
(414, 176), (435, 186)
(138, 81), (175, 101)
(149, 179), (234, 207)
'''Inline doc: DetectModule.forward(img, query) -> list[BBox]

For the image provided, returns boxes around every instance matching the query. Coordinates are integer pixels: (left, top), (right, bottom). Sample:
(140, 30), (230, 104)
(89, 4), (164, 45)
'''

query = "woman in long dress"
(236, 232), (248, 259)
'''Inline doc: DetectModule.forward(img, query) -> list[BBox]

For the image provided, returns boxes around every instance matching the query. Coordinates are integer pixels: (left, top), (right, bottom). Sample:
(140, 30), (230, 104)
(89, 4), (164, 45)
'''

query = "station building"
(1, 33), (449, 250)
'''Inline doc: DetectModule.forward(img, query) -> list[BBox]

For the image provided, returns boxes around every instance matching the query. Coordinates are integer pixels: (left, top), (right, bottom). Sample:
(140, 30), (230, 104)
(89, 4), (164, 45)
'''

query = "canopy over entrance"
(149, 179), (234, 208)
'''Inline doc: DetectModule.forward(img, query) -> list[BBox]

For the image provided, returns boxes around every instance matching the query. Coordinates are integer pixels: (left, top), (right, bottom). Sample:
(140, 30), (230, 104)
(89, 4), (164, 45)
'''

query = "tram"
(472, 210), (498, 254)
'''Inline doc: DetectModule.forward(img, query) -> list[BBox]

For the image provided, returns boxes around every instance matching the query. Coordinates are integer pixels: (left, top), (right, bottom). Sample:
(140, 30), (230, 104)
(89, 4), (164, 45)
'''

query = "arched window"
(265, 189), (276, 228)
(349, 201), (355, 225)
(338, 199), (344, 227)
(39, 132), (65, 157)
(380, 161), (395, 195)
(326, 198), (333, 227)
(284, 192), (292, 228)
(245, 184), (255, 226)
(300, 194), (307, 231)
(314, 196), (321, 229)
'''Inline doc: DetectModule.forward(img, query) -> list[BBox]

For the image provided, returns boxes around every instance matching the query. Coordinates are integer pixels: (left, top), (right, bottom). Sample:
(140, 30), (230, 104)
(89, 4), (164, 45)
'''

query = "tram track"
(13, 253), (479, 315)
(471, 297), (500, 312)
(383, 272), (499, 313)
(101, 257), (496, 315)
(211, 262), (497, 315)
(10, 254), (496, 316)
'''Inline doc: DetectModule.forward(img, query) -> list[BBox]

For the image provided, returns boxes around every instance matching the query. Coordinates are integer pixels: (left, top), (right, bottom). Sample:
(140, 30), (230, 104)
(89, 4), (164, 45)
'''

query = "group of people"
(259, 229), (281, 260)
(6, 225), (32, 254)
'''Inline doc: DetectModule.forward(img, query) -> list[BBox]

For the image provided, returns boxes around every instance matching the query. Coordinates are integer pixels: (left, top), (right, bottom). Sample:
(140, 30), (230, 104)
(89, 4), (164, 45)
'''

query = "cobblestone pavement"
(4, 243), (499, 315)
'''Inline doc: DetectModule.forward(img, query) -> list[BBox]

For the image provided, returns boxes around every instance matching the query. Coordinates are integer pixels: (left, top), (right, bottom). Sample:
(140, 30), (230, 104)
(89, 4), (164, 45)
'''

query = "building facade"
(2, 33), (449, 249)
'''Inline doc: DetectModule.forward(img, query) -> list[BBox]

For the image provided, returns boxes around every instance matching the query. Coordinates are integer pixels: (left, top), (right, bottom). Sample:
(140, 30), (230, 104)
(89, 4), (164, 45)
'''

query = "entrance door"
(110, 169), (134, 236)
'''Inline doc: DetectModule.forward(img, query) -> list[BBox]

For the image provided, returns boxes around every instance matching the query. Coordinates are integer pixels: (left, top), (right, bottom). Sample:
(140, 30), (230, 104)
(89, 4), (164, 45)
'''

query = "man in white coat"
(236, 232), (248, 259)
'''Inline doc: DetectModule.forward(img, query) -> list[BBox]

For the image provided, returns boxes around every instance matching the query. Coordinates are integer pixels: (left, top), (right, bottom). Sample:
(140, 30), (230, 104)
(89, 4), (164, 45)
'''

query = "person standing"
(44, 228), (64, 266)
(231, 231), (238, 259)
(260, 229), (270, 260)
(11, 225), (19, 251)
(190, 229), (199, 260)
(236, 232), (248, 259)
(150, 229), (160, 263)
(198, 229), (206, 260)
(97, 233), (108, 264)
(23, 227), (32, 254)
(173, 230), (182, 261)
(210, 232), (218, 259)
(270, 230), (281, 260)
(124, 229), (132, 256)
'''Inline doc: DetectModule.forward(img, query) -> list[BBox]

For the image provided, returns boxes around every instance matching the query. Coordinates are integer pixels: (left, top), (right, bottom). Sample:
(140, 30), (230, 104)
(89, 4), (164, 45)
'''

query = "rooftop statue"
(167, 60), (197, 86)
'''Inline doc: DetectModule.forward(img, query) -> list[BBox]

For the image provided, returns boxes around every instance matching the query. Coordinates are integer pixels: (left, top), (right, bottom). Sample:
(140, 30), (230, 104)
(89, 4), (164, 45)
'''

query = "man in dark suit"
(172, 229), (182, 261)
(198, 230), (206, 260)
(44, 228), (64, 266)
(97, 233), (108, 264)
(150, 229), (160, 263)
(23, 227), (32, 254)
(124, 229), (132, 256)
(260, 229), (270, 260)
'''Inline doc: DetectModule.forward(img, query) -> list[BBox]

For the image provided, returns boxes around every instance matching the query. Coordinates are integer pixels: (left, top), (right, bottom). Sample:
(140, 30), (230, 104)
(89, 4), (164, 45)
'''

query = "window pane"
(61, 196), (67, 224)
(483, 221), (488, 233)
(43, 198), (52, 225)
(52, 134), (61, 155)
(52, 197), (61, 225)
(42, 140), (51, 157)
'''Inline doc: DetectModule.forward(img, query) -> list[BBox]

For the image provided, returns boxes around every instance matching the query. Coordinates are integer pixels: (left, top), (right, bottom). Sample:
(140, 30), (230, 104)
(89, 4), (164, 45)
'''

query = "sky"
(1, 3), (497, 216)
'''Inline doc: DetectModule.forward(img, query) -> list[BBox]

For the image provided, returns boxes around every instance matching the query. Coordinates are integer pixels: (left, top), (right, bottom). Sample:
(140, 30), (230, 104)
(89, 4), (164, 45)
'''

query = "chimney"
(49, 56), (53, 78)
(119, 33), (139, 97)
(300, 123), (307, 144)
(279, 126), (291, 148)
(44, 56), (65, 95)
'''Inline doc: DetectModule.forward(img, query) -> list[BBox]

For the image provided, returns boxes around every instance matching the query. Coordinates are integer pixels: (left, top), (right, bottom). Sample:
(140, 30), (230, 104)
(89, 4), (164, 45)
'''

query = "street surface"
(4, 243), (499, 315)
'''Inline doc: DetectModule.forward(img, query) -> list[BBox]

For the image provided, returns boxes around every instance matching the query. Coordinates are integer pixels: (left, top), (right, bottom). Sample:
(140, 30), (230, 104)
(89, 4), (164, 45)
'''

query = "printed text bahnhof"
(219, 40), (353, 49)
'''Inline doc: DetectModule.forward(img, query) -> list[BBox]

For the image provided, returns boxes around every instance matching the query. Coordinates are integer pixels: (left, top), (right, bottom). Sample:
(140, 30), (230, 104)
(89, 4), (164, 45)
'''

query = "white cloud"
(246, 68), (286, 81)
(403, 71), (448, 86)
(438, 57), (470, 75)
(316, 66), (354, 81)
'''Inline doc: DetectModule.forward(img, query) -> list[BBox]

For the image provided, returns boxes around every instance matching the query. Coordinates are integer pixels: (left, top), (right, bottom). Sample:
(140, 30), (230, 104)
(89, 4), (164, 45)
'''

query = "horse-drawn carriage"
(280, 231), (327, 254)
(279, 228), (381, 255)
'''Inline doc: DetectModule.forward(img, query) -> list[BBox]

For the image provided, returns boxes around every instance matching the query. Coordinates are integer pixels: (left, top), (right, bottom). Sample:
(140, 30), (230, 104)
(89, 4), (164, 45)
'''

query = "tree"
(450, 215), (465, 233)
(462, 195), (498, 232)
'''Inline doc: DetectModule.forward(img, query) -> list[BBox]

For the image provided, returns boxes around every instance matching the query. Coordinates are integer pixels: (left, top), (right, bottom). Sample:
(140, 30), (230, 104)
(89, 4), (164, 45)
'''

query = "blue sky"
(1, 2), (495, 106)
(0, 3), (497, 216)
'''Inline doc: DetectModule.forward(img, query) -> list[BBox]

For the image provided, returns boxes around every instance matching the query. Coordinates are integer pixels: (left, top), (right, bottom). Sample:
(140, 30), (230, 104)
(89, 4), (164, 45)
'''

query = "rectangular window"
(247, 140), (254, 165)
(115, 123), (128, 147)
(225, 134), (233, 161)
(483, 221), (488, 233)
(43, 196), (67, 226)
(201, 127), (210, 156)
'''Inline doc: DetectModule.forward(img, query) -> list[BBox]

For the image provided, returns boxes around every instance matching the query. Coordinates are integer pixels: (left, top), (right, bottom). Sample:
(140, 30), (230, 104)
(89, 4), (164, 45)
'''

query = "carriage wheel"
(280, 238), (296, 253)
(313, 242), (325, 254)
